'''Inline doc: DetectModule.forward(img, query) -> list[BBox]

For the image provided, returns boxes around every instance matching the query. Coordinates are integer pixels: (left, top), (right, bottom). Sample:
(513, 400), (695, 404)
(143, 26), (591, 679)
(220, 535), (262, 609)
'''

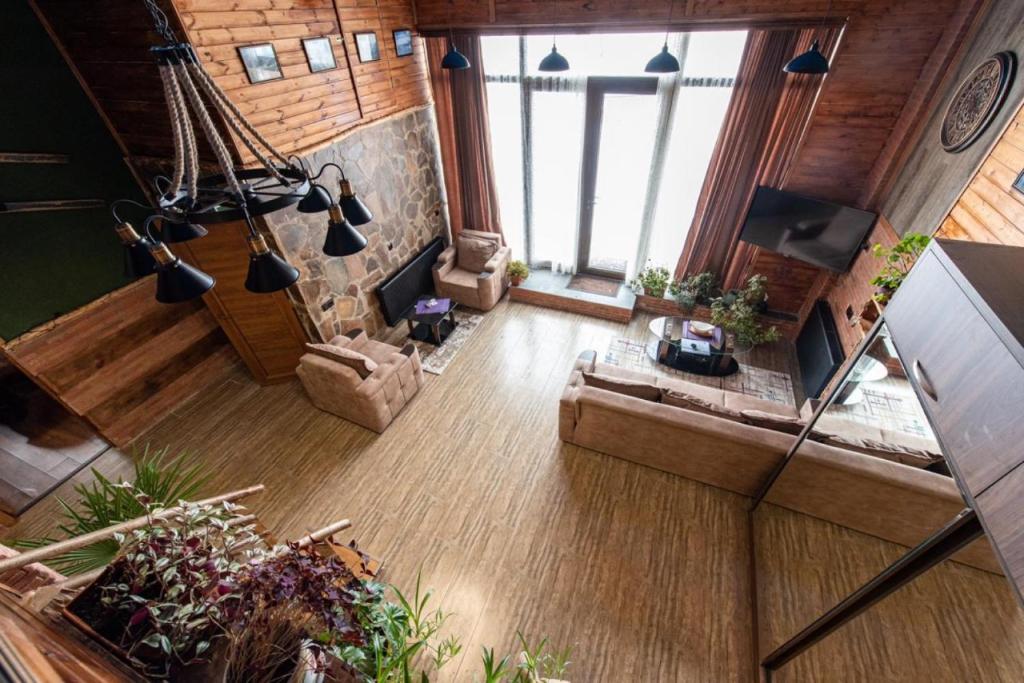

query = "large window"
(482, 31), (747, 278)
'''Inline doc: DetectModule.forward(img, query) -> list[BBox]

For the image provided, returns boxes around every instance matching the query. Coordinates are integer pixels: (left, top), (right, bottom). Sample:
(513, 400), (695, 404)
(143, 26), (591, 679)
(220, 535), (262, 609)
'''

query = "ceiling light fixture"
(783, 0), (833, 74)
(645, 0), (680, 74)
(538, 1), (570, 72)
(440, 0), (470, 70)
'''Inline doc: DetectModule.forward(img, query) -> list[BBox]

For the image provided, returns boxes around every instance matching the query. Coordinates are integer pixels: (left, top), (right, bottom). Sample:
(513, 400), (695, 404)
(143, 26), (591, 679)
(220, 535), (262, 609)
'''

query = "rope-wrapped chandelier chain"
(157, 63), (190, 198)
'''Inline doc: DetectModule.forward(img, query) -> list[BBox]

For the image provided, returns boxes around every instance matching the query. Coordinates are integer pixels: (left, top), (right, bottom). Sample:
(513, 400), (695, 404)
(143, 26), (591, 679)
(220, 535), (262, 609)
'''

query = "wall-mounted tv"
(738, 187), (878, 273)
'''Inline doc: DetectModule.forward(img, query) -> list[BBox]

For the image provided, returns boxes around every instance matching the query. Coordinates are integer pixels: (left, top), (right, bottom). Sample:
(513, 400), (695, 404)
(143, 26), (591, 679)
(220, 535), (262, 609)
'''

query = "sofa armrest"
(355, 357), (403, 398)
(434, 246), (456, 279)
(483, 246), (512, 274)
(574, 350), (597, 374)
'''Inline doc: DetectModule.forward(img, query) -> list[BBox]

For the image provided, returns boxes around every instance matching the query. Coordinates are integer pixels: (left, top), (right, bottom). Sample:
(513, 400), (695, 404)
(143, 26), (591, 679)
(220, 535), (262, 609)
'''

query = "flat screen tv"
(738, 187), (877, 272)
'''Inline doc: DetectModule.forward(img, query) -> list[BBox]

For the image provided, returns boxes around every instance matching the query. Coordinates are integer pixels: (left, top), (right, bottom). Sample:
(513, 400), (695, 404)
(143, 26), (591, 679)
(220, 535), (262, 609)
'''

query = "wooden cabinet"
(885, 249), (1024, 495)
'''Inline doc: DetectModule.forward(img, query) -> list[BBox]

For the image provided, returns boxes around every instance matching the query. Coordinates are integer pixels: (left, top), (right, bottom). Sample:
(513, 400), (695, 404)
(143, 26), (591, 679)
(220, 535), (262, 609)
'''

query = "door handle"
(913, 359), (937, 402)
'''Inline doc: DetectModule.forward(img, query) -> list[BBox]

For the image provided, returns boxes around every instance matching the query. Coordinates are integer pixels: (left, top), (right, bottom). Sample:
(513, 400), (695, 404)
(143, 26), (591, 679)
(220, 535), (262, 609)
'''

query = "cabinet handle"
(913, 359), (938, 401)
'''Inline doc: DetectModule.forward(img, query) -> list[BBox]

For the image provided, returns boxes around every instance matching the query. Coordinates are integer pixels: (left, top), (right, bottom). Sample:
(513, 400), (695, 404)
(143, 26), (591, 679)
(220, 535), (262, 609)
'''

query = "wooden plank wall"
(938, 100), (1024, 247)
(1, 279), (234, 447)
(32, 0), (432, 164)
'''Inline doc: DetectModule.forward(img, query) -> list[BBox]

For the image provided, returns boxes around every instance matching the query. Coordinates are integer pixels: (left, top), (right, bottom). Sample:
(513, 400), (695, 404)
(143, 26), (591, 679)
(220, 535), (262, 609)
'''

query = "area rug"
(413, 311), (484, 375)
(602, 336), (796, 407)
(567, 274), (622, 298)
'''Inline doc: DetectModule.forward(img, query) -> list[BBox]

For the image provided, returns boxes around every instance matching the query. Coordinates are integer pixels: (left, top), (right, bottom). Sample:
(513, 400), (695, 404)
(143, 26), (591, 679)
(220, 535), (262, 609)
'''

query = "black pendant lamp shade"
(645, 43), (680, 73)
(297, 183), (334, 213)
(159, 219), (208, 243)
(441, 41), (471, 70)
(539, 44), (569, 72)
(338, 179), (373, 226)
(151, 244), (215, 303)
(244, 233), (300, 293)
(783, 40), (829, 74)
(116, 222), (158, 277)
(323, 205), (368, 257)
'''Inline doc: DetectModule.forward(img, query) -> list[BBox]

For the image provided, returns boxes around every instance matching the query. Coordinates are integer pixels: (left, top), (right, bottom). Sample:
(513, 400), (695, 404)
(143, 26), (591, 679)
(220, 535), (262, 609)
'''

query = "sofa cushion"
(582, 371), (661, 402)
(306, 343), (378, 379)
(457, 235), (498, 273)
(656, 376), (726, 406)
(662, 389), (742, 419)
(739, 409), (806, 435)
(723, 392), (799, 419)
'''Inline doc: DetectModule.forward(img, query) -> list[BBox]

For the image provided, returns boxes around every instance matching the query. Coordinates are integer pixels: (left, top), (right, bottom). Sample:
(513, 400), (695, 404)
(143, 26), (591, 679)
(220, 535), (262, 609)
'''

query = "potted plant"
(630, 264), (671, 298)
(710, 275), (780, 348)
(64, 493), (259, 678)
(869, 232), (930, 304)
(507, 260), (530, 286)
(671, 271), (720, 312)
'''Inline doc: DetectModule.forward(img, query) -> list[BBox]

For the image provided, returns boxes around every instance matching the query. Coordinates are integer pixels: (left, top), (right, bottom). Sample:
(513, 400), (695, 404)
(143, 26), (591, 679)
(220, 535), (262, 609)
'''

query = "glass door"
(577, 76), (659, 279)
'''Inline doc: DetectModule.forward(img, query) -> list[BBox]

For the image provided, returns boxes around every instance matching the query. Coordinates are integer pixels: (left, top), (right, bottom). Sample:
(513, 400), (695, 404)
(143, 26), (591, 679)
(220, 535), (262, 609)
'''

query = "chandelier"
(114, 0), (373, 303)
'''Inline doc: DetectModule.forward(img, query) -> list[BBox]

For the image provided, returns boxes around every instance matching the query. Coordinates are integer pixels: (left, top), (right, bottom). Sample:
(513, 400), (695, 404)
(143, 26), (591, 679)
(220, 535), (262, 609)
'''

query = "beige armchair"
(432, 229), (511, 311)
(296, 329), (424, 433)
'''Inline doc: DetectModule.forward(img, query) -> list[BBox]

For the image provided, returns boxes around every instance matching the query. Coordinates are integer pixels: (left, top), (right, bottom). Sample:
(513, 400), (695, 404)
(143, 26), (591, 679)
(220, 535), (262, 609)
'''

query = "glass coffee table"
(402, 297), (458, 346)
(646, 316), (750, 377)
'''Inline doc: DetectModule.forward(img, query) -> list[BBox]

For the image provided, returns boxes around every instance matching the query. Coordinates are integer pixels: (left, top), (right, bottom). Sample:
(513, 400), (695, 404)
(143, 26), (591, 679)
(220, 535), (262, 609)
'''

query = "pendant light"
(538, 2), (569, 72)
(645, 0), (679, 73)
(783, 0), (832, 74)
(243, 217), (299, 293)
(151, 243), (215, 303)
(115, 221), (157, 277)
(440, 0), (470, 70)
(159, 218), (208, 243)
(338, 177), (373, 226)
(323, 204), (368, 257)
(297, 183), (334, 213)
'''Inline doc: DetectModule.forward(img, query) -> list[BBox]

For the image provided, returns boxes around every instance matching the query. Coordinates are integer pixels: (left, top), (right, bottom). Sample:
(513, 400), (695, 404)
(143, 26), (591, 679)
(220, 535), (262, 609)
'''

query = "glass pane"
(525, 32), (667, 77)
(647, 84), (734, 272)
(531, 90), (584, 269)
(485, 81), (525, 261)
(480, 35), (520, 75)
(588, 92), (659, 276)
(682, 30), (748, 78)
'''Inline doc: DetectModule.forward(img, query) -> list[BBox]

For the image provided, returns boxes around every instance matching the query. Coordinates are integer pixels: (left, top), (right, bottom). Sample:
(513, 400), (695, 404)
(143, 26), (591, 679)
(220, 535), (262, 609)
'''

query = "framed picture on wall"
(302, 37), (337, 73)
(238, 43), (283, 84)
(393, 29), (414, 57)
(354, 32), (380, 63)
(1014, 169), (1024, 196)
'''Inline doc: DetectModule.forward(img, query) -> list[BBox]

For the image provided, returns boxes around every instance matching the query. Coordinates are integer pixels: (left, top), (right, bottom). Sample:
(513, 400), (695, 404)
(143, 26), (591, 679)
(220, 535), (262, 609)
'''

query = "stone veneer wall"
(261, 106), (448, 341)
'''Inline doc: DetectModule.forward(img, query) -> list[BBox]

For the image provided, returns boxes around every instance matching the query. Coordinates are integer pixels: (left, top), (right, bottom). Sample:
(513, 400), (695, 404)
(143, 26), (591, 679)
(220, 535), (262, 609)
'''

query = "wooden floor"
(3, 299), (1022, 680)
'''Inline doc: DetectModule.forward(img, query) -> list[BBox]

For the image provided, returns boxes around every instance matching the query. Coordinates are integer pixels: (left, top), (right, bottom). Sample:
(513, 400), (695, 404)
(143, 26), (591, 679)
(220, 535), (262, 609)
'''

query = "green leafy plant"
(88, 493), (259, 677)
(869, 232), (930, 303)
(630, 263), (671, 298)
(13, 446), (209, 574)
(672, 271), (720, 311)
(710, 275), (780, 347)
(507, 260), (530, 283)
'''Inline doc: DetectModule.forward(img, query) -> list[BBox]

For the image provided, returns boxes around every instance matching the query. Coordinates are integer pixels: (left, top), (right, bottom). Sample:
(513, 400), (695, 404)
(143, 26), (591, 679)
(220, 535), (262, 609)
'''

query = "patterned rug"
(413, 311), (484, 375)
(567, 274), (622, 297)
(602, 336), (795, 407)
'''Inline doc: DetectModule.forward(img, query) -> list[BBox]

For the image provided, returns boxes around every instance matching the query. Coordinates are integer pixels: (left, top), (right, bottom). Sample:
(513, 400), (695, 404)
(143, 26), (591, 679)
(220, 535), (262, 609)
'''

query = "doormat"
(602, 336), (796, 407)
(412, 311), (484, 375)
(566, 274), (622, 298)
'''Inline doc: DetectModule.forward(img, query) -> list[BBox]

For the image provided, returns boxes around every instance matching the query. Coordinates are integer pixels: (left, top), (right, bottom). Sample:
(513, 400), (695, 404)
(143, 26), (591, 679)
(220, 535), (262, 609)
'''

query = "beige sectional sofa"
(559, 351), (998, 573)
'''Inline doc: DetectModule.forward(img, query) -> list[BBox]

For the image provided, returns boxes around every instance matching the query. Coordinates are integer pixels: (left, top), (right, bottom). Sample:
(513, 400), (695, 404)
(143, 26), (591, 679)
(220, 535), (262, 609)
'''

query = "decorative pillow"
(661, 389), (742, 420)
(739, 409), (806, 435)
(306, 343), (378, 379)
(817, 433), (942, 468)
(582, 371), (661, 402)
(457, 235), (498, 273)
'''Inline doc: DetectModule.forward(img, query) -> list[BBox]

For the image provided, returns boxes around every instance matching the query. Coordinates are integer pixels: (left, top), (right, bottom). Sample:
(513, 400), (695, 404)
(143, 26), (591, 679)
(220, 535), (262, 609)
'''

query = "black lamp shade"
(441, 43), (471, 70)
(152, 248), (215, 304)
(338, 180), (373, 225)
(159, 220), (208, 243)
(297, 183), (334, 213)
(538, 46), (569, 72)
(245, 250), (299, 293)
(645, 44), (680, 74)
(323, 214), (367, 257)
(783, 40), (829, 74)
(115, 221), (158, 277)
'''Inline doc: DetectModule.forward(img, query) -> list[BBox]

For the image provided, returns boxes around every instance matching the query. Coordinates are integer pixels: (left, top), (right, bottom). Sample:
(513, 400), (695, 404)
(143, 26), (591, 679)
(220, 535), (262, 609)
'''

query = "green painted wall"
(0, 1), (146, 341)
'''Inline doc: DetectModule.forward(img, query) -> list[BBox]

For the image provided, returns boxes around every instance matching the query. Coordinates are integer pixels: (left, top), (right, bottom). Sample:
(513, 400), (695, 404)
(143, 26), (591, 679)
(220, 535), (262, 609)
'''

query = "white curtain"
(526, 76), (586, 274)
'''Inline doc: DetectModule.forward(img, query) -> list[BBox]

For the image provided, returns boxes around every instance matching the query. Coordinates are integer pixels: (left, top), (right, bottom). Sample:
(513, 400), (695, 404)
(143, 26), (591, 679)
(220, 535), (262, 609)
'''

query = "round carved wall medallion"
(940, 52), (1016, 153)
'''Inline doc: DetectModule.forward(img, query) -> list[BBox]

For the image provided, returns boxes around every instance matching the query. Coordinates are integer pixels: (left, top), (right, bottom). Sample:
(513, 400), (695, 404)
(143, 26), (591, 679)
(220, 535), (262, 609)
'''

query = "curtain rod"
(418, 16), (847, 38)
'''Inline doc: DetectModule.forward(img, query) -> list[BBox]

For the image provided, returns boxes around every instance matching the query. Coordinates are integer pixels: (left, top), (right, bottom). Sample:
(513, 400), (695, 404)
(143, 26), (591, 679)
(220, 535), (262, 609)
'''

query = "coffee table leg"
(431, 322), (442, 345)
(406, 319), (415, 338)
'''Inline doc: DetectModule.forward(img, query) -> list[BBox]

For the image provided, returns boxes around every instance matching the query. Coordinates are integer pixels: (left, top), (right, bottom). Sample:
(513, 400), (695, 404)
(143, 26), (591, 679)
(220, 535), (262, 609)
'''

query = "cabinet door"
(885, 252), (1024, 496)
